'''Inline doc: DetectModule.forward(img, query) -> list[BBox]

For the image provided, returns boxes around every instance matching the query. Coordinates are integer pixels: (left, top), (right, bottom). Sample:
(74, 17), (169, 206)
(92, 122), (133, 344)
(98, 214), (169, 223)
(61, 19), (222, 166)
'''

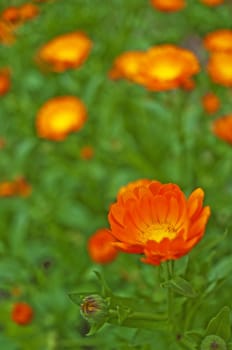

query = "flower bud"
(80, 294), (109, 322)
(200, 335), (227, 350)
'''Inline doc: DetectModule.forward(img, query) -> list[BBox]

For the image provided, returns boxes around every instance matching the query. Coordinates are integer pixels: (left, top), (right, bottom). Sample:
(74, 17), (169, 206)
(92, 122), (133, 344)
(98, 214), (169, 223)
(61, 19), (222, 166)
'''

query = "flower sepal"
(161, 276), (197, 298)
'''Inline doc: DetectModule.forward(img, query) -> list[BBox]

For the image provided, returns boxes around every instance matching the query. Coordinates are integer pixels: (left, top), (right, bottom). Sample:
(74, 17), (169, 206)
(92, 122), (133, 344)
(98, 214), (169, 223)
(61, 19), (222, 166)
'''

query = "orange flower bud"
(11, 302), (33, 325)
(88, 229), (119, 264)
(0, 68), (10, 95)
(202, 92), (220, 115)
(212, 114), (232, 144)
(80, 146), (94, 160)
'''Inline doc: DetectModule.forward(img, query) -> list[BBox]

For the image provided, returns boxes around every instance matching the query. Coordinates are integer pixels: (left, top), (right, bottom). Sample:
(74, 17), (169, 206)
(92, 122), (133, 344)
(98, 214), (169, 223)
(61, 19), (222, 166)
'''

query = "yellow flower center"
(50, 113), (75, 132)
(151, 60), (182, 80)
(144, 223), (178, 243)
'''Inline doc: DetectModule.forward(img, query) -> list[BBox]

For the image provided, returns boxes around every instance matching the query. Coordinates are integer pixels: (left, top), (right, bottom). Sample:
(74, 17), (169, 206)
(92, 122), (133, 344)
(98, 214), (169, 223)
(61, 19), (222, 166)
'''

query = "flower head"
(212, 114), (232, 144)
(204, 29), (232, 53)
(202, 92), (220, 115)
(36, 31), (92, 72)
(109, 45), (200, 91)
(0, 177), (31, 197)
(108, 180), (210, 265)
(36, 96), (87, 141)
(0, 20), (15, 44)
(11, 302), (33, 325)
(200, 0), (224, 6)
(87, 229), (119, 264)
(207, 51), (232, 86)
(150, 0), (186, 12)
(1, 3), (39, 25)
(0, 68), (10, 96)
(80, 294), (109, 322)
(140, 45), (200, 91)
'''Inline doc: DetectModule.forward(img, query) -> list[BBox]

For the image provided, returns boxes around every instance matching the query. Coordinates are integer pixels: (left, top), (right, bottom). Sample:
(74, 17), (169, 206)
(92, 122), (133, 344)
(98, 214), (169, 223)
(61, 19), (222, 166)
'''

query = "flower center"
(151, 59), (182, 80)
(144, 223), (178, 243)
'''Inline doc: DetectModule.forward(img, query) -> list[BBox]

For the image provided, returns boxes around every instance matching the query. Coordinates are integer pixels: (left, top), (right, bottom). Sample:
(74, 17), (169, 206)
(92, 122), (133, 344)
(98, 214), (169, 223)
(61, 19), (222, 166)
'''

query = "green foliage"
(0, 0), (232, 349)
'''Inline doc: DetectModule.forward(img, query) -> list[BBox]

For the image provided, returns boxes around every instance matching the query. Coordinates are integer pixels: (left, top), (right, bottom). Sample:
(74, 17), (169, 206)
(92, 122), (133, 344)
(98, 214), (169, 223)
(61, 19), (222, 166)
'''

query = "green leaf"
(162, 276), (197, 298)
(94, 270), (113, 297)
(86, 320), (106, 336)
(205, 306), (231, 341)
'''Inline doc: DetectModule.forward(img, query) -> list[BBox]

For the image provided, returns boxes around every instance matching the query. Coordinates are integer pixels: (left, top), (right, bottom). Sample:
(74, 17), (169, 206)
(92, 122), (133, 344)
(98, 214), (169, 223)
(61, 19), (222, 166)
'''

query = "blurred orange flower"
(80, 146), (94, 160)
(204, 29), (232, 52)
(207, 51), (232, 86)
(0, 20), (15, 44)
(109, 51), (146, 82)
(150, 0), (186, 11)
(202, 92), (220, 115)
(88, 229), (119, 264)
(212, 115), (232, 144)
(200, 0), (224, 6)
(11, 302), (33, 325)
(36, 96), (87, 141)
(0, 177), (32, 197)
(109, 45), (200, 91)
(36, 32), (92, 72)
(108, 180), (210, 265)
(0, 68), (10, 96)
(1, 3), (39, 25)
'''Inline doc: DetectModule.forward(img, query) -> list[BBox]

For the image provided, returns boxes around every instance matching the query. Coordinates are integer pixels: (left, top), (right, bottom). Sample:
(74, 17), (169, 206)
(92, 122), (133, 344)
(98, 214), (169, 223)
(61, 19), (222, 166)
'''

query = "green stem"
(166, 260), (175, 331)
(108, 309), (167, 321)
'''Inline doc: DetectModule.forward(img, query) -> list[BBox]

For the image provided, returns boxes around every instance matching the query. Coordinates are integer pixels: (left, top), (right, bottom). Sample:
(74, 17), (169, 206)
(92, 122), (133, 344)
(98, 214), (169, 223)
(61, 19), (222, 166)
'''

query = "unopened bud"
(80, 294), (108, 322)
(200, 335), (227, 350)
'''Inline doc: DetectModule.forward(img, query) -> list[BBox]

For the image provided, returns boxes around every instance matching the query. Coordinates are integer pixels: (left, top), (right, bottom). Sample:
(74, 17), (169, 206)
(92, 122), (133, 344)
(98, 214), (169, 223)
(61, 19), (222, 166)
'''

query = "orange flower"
(36, 96), (87, 141)
(204, 29), (232, 52)
(88, 229), (119, 264)
(80, 146), (94, 160)
(207, 51), (232, 87)
(1, 3), (39, 25)
(202, 92), (220, 115)
(0, 68), (10, 96)
(108, 180), (210, 265)
(141, 45), (200, 91)
(109, 45), (200, 91)
(150, 0), (186, 12)
(212, 115), (232, 144)
(36, 32), (92, 72)
(0, 177), (31, 197)
(108, 51), (146, 82)
(11, 302), (33, 325)
(0, 20), (15, 44)
(200, 0), (224, 6)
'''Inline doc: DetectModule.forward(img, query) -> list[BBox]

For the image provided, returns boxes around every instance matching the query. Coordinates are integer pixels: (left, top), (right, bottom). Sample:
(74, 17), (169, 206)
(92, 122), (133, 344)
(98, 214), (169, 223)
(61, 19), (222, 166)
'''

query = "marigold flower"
(199, 0), (224, 6)
(11, 302), (33, 325)
(1, 3), (39, 25)
(36, 31), (92, 72)
(202, 92), (220, 115)
(0, 177), (31, 197)
(36, 96), (87, 141)
(204, 29), (232, 53)
(212, 114), (232, 144)
(87, 229), (119, 264)
(80, 146), (94, 160)
(108, 180), (210, 265)
(207, 51), (232, 87)
(0, 68), (10, 96)
(150, 0), (186, 12)
(0, 20), (15, 44)
(108, 51), (146, 82)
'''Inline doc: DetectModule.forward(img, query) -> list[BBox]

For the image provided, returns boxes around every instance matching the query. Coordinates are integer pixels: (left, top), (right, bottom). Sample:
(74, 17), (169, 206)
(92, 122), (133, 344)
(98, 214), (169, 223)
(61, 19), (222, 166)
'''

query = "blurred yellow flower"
(36, 96), (87, 141)
(36, 32), (92, 72)
(150, 0), (186, 12)
(109, 45), (200, 91)
(207, 51), (232, 86)
(204, 29), (232, 52)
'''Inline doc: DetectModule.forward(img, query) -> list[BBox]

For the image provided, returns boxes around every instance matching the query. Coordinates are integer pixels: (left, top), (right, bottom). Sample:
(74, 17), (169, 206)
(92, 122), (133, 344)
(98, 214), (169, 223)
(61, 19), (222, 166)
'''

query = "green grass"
(0, 0), (232, 349)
